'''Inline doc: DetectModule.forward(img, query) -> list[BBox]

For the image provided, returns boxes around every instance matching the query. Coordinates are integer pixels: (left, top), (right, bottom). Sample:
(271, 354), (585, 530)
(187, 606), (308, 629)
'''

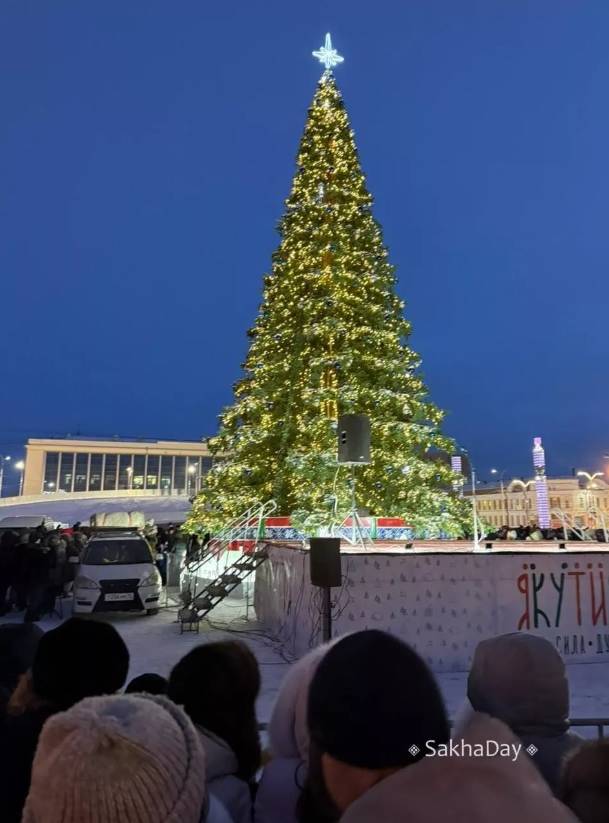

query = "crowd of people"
(484, 523), (607, 542)
(0, 526), (85, 622)
(0, 617), (607, 822)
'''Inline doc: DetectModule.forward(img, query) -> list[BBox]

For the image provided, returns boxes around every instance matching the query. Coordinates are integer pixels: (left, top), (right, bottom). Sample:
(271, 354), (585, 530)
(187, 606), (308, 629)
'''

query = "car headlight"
(74, 576), (100, 590)
(140, 569), (162, 587)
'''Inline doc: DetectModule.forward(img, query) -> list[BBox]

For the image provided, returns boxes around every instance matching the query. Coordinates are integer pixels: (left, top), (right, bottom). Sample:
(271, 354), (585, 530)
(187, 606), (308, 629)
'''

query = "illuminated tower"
(532, 437), (550, 528)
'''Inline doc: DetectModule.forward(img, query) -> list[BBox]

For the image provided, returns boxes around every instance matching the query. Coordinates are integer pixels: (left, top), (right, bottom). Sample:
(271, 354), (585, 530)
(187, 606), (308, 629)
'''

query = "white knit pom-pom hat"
(22, 693), (207, 823)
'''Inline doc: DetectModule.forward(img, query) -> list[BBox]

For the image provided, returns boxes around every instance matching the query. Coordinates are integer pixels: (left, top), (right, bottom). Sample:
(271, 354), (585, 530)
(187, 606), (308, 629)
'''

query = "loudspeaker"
(337, 414), (371, 464)
(309, 538), (342, 588)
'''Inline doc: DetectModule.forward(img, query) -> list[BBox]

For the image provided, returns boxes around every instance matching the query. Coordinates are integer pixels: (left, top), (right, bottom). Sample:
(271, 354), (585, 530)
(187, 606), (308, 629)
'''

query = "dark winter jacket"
(0, 532), (18, 582)
(0, 706), (56, 823)
(0, 624), (44, 713)
(24, 544), (54, 586)
(467, 632), (582, 794)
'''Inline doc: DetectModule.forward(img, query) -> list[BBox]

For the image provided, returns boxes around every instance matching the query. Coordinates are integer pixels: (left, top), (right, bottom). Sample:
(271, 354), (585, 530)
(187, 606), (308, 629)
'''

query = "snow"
(3, 594), (609, 737)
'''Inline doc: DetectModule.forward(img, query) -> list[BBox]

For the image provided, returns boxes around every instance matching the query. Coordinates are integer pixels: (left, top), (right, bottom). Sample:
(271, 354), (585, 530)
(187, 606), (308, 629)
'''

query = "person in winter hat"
(340, 712), (578, 823)
(306, 629), (450, 817)
(0, 623), (43, 710)
(125, 672), (168, 695)
(466, 632), (581, 793)
(256, 640), (335, 823)
(560, 739), (609, 823)
(22, 693), (230, 823)
(0, 617), (129, 823)
(169, 640), (261, 823)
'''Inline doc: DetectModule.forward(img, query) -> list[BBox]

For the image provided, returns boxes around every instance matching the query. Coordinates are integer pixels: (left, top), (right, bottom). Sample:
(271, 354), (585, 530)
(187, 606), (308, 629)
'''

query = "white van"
(73, 531), (162, 616)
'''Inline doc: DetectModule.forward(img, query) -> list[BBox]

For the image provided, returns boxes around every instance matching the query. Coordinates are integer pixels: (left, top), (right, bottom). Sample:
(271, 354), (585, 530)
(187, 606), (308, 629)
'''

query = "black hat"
(125, 673), (168, 695)
(308, 630), (449, 769)
(32, 618), (129, 710)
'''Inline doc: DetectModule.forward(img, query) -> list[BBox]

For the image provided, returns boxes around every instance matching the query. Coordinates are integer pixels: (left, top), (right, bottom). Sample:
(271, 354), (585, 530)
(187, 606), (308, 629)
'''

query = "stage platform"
(253, 540), (609, 672)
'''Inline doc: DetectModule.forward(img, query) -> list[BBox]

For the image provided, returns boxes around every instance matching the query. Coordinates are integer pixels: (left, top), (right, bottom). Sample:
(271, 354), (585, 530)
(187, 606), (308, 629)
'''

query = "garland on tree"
(187, 68), (469, 537)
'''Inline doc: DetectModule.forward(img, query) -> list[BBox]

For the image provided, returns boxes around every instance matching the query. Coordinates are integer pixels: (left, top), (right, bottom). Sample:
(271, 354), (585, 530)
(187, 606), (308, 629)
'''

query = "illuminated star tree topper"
(312, 33), (344, 72)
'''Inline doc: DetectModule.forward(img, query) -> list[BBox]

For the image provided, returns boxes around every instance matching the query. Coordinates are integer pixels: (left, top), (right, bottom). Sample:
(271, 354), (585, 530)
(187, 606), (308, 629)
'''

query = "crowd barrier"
(256, 718), (609, 738)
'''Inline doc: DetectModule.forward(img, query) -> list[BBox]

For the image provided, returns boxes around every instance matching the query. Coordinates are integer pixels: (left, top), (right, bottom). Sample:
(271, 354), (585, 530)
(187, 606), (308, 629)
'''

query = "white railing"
(551, 509), (589, 541)
(186, 499), (277, 576)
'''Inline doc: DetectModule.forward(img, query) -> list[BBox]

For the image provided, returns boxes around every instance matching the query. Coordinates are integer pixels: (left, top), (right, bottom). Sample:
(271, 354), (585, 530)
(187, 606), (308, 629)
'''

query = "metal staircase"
(179, 500), (276, 631)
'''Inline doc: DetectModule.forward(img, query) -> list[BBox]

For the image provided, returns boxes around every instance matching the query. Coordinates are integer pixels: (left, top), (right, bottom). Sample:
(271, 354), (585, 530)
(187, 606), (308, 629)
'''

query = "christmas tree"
(188, 36), (468, 536)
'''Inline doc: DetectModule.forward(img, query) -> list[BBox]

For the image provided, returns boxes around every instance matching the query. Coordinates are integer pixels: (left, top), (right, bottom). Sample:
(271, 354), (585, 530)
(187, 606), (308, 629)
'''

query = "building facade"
(472, 476), (609, 530)
(23, 438), (214, 497)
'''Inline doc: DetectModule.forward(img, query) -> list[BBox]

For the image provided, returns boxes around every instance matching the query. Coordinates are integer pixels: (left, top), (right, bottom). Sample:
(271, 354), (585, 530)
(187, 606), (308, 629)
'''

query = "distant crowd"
(0, 617), (608, 822)
(0, 522), (182, 622)
(484, 523), (607, 542)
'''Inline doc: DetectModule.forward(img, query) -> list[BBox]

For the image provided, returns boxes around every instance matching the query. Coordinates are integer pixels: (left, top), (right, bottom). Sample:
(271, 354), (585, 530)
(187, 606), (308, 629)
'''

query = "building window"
(201, 457), (213, 474)
(146, 456), (159, 489)
(103, 454), (118, 491)
(117, 454), (133, 490)
(43, 452), (59, 492)
(174, 457), (186, 494)
(58, 453), (75, 493)
(160, 456), (173, 491)
(74, 453), (89, 492)
(89, 454), (103, 491)
(133, 455), (146, 489)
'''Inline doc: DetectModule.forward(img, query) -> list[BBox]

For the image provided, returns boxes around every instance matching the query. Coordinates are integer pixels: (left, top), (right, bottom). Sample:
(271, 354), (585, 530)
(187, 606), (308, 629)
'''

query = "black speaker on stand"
(337, 414), (371, 548)
(309, 537), (342, 642)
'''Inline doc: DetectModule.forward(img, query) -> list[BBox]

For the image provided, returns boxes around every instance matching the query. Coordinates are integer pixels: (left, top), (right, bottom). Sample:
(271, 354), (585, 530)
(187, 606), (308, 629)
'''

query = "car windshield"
(82, 540), (153, 565)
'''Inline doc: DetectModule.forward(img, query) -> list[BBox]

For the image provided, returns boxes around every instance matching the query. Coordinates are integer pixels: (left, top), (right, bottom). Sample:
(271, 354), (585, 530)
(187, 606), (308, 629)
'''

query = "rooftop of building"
(27, 436), (209, 447)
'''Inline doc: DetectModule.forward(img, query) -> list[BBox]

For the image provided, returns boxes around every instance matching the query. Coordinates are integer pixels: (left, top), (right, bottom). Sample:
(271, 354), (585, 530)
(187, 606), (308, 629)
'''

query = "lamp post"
(454, 449), (481, 550)
(510, 479), (535, 527)
(14, 460), (25, 496)
(471, 465), (481, 551)
(187, 463), (197, 496)
(577, 471), (603, 529)
(490, 468), (508, 526)
(0, 455), (12, 498)
(126, 466), (133, 491)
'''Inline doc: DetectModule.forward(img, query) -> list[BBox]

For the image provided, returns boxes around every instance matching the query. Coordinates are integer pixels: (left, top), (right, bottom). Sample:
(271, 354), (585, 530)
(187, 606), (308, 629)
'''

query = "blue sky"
(1, 0), (608, 492)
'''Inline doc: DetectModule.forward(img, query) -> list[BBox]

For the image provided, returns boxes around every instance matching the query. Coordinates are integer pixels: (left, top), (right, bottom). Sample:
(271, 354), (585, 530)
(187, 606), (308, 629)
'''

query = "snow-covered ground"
(3, 594), (609, 735)
(0, 495), (191, 525)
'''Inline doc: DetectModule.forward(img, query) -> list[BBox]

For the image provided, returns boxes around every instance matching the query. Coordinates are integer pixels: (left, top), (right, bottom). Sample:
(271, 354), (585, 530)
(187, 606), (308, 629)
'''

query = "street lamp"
(490, 468), (508, 526)
(14, 460), (25, 496)
(187, 463), (197, 496)
(455, 449), (482, 551)
(126, 465), (133, 491)
(0, 455), (12, 498)
(577, 471), (603, 528)
(510, 479), (536, 526)
(577, 470), (603, 485)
